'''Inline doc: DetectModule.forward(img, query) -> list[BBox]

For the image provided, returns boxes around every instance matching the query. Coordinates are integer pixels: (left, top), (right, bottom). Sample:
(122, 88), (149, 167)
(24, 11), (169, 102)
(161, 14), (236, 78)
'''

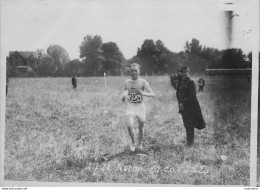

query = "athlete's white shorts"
(126, 102), (146, 122)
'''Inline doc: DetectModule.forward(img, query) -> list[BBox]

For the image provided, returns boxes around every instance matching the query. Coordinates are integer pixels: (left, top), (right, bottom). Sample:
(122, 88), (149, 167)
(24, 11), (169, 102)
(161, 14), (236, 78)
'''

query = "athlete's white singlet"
(124, 77), (150, 121)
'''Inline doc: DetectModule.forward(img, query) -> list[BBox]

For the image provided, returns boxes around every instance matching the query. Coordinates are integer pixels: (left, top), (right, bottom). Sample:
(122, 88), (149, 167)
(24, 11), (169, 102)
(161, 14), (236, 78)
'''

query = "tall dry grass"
(5, 76), (251, 184)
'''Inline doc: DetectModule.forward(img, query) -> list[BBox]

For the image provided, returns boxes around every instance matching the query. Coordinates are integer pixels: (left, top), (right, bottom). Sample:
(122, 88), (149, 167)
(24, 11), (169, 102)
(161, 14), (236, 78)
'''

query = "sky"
(0, 0), (257, 64)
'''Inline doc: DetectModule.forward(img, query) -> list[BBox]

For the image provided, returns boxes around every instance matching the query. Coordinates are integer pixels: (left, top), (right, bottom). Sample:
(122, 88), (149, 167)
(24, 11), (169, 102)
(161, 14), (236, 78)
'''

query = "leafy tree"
(127, 55), (141, 65)
(137, 39), (157, 75)
(167, 52), (188, 73)
(37, 49), (44, 61)
(182, 38), (208, 73)
(129, 37), (253, 75)
(155, 40), (169, 55)
(184, 39), (225, 71)
(154, 40), (171, 74)
(247, 52), (252, 64)
(64, 59), (83, 76)
(47, 45), (70, 76)
(137, 39), (172, 75)
(221, 48), (248, 68)
(184, 38), (202, 55)
(186, 53), (207, 74)
(200, 47), (223, 69)
(38, 54), (55, 77)
(135, 39), (187, 74)
(175, 51), (188, 67)
(138, 39), (156, 58)
(79, 35), (104, 76)
(102, 42), (125, 75)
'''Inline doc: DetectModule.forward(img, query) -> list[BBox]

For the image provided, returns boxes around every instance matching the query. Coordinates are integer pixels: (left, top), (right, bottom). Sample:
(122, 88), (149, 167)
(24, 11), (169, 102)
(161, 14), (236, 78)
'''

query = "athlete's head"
(130, 63), (140, 80)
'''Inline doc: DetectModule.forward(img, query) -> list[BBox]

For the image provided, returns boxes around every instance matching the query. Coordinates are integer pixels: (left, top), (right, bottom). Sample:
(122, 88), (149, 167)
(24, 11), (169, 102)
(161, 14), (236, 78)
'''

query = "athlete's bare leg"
(126, 114), (135, 151)
(137, 119), (144, 149)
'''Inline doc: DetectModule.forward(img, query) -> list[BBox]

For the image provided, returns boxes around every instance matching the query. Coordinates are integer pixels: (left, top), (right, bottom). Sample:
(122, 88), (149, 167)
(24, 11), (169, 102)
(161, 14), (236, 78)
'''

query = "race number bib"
(128, 90), (143, 103)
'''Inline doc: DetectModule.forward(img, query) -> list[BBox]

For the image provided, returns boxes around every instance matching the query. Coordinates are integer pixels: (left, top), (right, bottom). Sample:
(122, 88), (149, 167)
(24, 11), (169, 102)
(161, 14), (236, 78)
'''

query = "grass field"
(5, 76), (251, 185)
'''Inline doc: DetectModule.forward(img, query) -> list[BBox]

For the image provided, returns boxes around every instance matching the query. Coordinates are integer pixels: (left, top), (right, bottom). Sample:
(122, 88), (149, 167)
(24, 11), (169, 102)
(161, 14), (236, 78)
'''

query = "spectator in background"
(72, 74), (77, 90)
(198, 77), (205, 92)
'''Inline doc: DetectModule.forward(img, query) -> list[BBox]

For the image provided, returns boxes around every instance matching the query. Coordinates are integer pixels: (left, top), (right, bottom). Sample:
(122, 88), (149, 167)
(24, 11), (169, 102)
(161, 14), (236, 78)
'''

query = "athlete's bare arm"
(121, 82), (128, 102)
(140, 83), (155, 98)
(121, 90), (128, 102)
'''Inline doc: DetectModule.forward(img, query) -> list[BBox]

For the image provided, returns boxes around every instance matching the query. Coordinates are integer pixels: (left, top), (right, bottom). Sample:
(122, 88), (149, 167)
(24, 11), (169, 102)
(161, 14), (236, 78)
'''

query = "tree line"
(34, 35), (126, 77)
(128, 38), (252, 75)
(8, 35), (254, 77)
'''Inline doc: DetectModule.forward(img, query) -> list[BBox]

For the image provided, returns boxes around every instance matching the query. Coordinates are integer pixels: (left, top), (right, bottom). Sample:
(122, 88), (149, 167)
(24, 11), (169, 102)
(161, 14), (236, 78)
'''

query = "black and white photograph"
(258, 78), (260, 187)
(258, 65), (260, 186)
(1, 0), (259, 186)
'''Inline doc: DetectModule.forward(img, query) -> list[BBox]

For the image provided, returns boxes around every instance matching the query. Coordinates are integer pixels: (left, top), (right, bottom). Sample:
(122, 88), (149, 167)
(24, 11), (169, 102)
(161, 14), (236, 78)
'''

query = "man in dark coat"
(170, 71), (183, 113)
(198, 77), (205, 92)
(178, 66), (206, 146)
(72, 74), (77, 89)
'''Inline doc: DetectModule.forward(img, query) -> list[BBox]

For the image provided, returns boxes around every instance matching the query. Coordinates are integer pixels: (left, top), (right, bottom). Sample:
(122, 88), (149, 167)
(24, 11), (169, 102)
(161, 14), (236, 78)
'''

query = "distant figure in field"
(6, 75), (9, 95)
(198, 77), (205, 92)
(121, 63), (156, 152)
(178, 66), (205, 146)
(72, 74), (77, 89)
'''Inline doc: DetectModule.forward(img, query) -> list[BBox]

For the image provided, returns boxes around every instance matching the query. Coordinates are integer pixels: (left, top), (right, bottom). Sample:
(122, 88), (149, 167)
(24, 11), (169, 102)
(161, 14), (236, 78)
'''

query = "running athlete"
(121, 63), (155, 152)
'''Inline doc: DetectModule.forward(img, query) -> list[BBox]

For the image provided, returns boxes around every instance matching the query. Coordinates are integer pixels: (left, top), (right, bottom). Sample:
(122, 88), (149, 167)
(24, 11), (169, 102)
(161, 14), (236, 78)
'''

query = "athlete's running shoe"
(137, 143), (143, 150)
(130, 144), (136, 152)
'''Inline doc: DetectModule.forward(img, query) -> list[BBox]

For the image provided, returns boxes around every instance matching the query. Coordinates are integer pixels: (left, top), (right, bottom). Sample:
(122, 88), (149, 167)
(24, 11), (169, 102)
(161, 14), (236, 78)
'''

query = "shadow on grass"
(55, 143), (186, 171)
